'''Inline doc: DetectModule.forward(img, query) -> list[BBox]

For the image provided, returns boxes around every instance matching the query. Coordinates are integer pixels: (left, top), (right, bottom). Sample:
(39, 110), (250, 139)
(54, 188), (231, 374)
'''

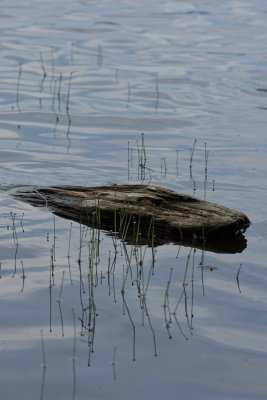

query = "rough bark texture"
(14, 184), (250, 253)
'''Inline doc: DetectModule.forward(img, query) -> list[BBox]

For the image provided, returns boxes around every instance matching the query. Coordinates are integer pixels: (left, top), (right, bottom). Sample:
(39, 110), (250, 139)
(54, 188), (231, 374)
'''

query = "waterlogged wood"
(14, 184), (250, 253)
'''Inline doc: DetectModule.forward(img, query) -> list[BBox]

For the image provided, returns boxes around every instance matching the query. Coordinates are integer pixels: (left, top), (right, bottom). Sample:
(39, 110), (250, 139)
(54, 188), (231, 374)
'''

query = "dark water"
(1, 1), (267, 399)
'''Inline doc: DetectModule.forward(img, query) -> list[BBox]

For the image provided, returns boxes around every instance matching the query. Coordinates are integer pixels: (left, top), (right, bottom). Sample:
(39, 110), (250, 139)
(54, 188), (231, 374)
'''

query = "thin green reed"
(70, 42), (75, 65)
(52, 78), (58, 113)
(137, 132), (147, 181)
(190, 248), (196, 332)
(56, 271), (65, 337)
(66, 71), (75, 117)
(204, 142), (209, 181)
(189, 139), (197, 179)
(87, 229), (97, 366)
(39, 52), (47, 93)
(161, 157), (167, 178)
(141, 298), (158, 357)
(121, 238), (134, 292)
(112, 346), (117, 380)
(39, 52), (47, 79)
(57, 72), (63, 112)
(121, 291), (136, 361)
(163, 267), (173, 339)
(50, 46), (55, 89)
(20, 260), (25, 293)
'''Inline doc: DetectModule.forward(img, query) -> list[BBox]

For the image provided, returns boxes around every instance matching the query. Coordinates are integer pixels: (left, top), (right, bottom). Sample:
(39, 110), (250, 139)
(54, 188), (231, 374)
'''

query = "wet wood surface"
(14, 184), (250, 253)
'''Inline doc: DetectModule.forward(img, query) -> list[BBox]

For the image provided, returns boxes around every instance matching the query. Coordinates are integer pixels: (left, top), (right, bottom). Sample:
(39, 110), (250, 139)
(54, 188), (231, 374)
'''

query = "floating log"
(14, 184), (250, 254)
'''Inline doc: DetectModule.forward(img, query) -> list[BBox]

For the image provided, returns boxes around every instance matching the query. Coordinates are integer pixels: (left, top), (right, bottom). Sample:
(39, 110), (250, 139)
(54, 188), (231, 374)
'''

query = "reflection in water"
(56, 219), (200, 365)
(91, 227), (212, 358)
(65, 71), (75, 153)
(97, 44), (102, 68)
(66, 115), (71, 153)
(236, 263), (243, 294)
(39, 52), (47, 93)
(40, 329), (47, 400)
(0, 210), (241, 359)
(0, 201), (262, 399)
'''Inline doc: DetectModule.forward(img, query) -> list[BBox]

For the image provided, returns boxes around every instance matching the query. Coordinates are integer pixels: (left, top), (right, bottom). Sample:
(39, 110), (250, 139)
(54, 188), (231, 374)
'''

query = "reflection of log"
(14, 184), (250, 254)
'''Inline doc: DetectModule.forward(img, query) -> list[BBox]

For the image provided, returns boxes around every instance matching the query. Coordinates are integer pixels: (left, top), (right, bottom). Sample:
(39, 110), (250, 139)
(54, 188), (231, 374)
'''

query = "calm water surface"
(1, 1), (267, 399)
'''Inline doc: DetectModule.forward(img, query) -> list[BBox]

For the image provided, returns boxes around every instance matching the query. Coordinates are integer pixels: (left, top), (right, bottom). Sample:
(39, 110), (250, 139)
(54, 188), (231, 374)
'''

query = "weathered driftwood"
(14, 184), (250, 253)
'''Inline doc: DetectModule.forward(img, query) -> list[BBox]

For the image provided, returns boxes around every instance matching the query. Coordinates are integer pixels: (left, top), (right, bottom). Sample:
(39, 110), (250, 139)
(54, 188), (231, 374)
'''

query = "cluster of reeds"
(128, 132), (152, 182)
(127, 134), (212, 196)
(45, 203), (159, 365)
(10, 45), (197, 146)
(14, 49), (77, 149)
(21, 209), (150, 396)
(12, 49), (213, 181)
(0, 206), (246, 400)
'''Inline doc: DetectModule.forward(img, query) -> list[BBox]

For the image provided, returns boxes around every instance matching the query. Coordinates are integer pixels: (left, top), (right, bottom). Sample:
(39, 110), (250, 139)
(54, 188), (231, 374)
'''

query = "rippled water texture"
(1, 1), (267, 399)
